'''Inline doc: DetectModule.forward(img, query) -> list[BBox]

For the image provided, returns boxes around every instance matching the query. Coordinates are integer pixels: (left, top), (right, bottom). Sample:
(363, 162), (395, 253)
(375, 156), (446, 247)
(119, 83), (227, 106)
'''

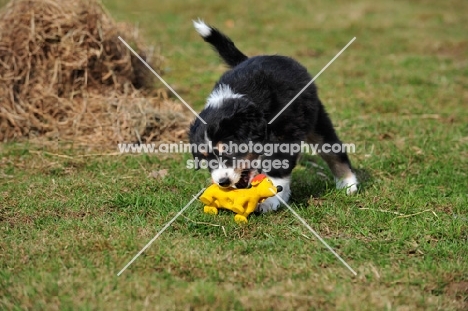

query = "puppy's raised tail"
(193, 19), (248, 68)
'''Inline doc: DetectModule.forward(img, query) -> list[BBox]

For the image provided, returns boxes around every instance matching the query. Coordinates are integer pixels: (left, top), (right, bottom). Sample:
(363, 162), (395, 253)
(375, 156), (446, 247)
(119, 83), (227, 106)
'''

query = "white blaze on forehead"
(206, 84), (244, 108)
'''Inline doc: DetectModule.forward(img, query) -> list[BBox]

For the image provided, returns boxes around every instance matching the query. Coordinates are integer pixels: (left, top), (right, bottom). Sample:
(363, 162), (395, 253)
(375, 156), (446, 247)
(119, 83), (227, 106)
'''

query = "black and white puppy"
(189, 20), (358, 213)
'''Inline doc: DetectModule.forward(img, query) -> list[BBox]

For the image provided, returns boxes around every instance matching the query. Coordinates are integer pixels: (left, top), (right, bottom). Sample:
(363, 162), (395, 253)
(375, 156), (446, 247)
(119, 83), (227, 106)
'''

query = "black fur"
(199, 25), (248, 67)
(190, 22), (352, 186)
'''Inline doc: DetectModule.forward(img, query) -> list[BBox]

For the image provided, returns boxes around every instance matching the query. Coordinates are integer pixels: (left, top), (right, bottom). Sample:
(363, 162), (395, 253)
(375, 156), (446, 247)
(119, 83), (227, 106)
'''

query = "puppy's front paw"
(336, 174), (358, 195)
(256, 197), (281, 213)
(345, 183), (358, 195)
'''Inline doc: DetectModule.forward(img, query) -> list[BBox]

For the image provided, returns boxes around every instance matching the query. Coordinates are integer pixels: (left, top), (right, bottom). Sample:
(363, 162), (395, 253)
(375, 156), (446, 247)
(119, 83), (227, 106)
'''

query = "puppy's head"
(189, 98), (266, 188)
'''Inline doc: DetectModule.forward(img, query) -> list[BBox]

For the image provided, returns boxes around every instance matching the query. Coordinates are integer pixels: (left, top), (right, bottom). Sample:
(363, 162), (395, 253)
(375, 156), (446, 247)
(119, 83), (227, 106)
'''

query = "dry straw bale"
(0, 0), (190, 146)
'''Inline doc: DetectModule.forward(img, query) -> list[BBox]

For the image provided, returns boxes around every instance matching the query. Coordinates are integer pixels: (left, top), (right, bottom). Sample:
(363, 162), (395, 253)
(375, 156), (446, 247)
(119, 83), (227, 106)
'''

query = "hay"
(0, 0), (190, 146)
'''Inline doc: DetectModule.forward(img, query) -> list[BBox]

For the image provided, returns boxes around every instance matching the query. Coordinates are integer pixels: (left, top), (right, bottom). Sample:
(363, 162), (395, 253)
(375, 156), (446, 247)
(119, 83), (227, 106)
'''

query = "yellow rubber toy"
(199, 174), (282, 224)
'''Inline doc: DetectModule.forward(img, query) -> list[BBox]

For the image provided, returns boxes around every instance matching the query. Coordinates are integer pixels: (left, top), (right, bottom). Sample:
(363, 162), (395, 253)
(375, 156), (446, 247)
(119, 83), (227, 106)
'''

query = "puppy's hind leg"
(309, 104), (358, 195)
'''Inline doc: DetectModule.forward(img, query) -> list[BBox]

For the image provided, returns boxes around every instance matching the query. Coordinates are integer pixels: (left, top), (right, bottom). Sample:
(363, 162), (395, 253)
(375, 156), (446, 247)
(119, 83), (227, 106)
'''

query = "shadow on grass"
(354, 167), (374, 192)
(291, 155), (374, 206)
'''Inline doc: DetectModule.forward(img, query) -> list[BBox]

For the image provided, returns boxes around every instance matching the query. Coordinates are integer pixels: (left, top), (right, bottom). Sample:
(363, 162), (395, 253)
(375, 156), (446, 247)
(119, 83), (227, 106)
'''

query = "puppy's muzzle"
(218, 177), (231, 187)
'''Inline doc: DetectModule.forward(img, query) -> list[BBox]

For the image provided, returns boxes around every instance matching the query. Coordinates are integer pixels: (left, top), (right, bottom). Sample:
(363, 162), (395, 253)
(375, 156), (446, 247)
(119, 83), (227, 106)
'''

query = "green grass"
(1, 0), (468, 310)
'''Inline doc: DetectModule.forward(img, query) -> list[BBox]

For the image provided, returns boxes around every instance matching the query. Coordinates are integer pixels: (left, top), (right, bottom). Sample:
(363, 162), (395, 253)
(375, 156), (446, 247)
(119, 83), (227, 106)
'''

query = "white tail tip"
(193, 18), (211, 37)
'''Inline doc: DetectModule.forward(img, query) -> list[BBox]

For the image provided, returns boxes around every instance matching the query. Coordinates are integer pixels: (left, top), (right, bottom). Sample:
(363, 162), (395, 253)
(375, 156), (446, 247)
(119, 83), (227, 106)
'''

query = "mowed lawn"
(1, 0), (468, 310)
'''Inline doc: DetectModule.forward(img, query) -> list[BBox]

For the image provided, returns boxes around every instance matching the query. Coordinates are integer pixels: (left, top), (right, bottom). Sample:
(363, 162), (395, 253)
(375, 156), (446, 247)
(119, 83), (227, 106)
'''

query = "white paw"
(345, 183), (358, 195)
(256, 197), (281, 213)
(335, 174), (358, 195)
